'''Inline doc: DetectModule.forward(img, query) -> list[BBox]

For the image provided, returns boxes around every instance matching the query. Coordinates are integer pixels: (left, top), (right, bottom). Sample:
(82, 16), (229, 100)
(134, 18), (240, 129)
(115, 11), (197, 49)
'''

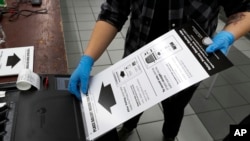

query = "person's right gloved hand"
(206, 31), (235, 55)
(68, 55), (94, 100)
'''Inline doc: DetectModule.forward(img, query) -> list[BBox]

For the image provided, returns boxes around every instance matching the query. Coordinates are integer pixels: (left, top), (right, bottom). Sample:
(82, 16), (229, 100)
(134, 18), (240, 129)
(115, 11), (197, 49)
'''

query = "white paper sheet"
(80, 21), (233, 140)
(0, 46), (34, 76)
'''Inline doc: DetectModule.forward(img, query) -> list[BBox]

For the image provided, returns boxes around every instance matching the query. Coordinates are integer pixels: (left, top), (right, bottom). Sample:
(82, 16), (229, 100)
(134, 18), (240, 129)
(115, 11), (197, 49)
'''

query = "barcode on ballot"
(26, 48), (30, 68)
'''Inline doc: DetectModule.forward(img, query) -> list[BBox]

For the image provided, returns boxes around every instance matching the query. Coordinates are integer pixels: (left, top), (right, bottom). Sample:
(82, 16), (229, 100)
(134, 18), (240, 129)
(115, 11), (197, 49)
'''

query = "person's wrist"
(220, 30), (235, 45)
(81, 55), (94, 67)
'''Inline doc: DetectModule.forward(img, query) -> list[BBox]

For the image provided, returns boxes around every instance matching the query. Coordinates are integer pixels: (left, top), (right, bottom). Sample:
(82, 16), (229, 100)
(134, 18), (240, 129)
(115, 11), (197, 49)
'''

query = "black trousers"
(122, 84), (199, 138)
(95, 129), (119, 141)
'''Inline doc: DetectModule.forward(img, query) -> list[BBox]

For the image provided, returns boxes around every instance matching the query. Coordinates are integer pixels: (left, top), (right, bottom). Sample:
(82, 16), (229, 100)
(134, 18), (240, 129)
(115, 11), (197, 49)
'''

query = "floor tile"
(197, 110), (235, 140)
(232, 82), (250, 103)
(92, 65), (111, 75)
(108, 50), (124, 64)
(65, 41), (83, 54)
(211, 85), (248, 108)
(89, 1), (103, 7)
(94, 51), (111, 66)
(123, 20), (130, 28)
(77, 21), (95, 30)
(201, 74), (229, 88)
(107, 38), (125, 50)
(114, 33), (123, 39)
(197, 83), (206, 89)
(242, 50), (250, 58)
(64, 31), (81, 42)
(220, 67), (250, 84)
(68, 68), (75, 74)
(91, 6), (102, 14)
(60, 0), (73, 8)
(215, 19), (225, 32)
(61, 14), (77, 22)
(93, 13), (99, 20)
(137, 121), (166, 141)
(138, 105), (164, 124)
(72, 1), (90, 7)
(233, 37), (250, 51)
(237, 65), (250, 80)
(74, 7), (92, 14)
(177, 115), (213, 141)
(63, 22), (79, 31)
(184, 104), (195, 115)
(75, 13), (96, 22)
(120, 28), (128, 38)
(67, 53), (82, 69)
(226, 105), (250, 123)
(81, 40), (89, 52)
(190, 89), (222, 113)
(60, 7), (75, 15)
(117, 128), (140, 141)
(79, 30), (92, 41)
(227, 49), (250, 66)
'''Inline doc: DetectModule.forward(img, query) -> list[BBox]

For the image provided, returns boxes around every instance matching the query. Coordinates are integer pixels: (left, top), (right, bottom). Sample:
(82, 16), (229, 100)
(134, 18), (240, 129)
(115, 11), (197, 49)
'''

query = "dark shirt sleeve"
(98, 0), (131, 31)
(220, 0), (250, 17)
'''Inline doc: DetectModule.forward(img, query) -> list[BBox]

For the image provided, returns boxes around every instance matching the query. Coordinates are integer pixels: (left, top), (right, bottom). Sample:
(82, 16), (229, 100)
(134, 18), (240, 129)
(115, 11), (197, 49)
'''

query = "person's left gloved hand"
(206, 31), (235, 55)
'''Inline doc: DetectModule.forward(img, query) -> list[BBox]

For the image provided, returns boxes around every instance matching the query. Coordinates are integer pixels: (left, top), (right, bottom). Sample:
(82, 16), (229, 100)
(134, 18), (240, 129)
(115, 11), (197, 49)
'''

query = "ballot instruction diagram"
(0, 46), (34, 77)
(80, 21), (233, 140)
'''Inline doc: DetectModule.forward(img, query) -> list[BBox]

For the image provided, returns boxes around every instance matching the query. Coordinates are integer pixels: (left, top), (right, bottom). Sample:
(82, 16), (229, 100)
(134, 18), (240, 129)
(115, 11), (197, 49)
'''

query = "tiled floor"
(60, 0), (250, 141)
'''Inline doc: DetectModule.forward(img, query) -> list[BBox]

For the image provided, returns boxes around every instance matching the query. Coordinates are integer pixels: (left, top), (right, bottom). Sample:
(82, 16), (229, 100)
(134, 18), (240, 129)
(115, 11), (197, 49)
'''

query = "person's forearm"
(223, 12), (250, 40)
(84, 20), (118, 61)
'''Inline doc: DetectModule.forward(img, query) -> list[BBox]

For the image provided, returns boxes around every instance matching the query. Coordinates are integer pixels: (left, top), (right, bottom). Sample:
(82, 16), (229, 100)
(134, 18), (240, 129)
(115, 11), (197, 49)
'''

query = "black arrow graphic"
(98, 83), (116, 114)
(6, 53), (20, 68)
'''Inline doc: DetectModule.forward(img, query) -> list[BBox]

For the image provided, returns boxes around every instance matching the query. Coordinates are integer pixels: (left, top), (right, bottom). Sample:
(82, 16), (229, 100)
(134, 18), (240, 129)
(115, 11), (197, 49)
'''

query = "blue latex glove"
(68, 55), (94, 100)
(206, 31), (235, 55)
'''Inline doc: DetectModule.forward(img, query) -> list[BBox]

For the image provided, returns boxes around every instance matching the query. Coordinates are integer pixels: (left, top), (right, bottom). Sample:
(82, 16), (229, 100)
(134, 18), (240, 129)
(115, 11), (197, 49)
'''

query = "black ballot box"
(0, 75), (86, 141)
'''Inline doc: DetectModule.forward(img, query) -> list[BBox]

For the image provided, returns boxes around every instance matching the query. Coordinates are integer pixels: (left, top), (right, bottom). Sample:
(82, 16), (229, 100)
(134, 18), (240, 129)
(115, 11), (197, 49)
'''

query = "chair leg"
(205, 73), (219, 99)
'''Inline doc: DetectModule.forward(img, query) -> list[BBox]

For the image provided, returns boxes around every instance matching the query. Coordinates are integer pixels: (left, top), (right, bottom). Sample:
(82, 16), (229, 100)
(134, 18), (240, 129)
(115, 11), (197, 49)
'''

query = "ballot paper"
(0, 46), (34, 76)
(80, 21), (233, 140)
